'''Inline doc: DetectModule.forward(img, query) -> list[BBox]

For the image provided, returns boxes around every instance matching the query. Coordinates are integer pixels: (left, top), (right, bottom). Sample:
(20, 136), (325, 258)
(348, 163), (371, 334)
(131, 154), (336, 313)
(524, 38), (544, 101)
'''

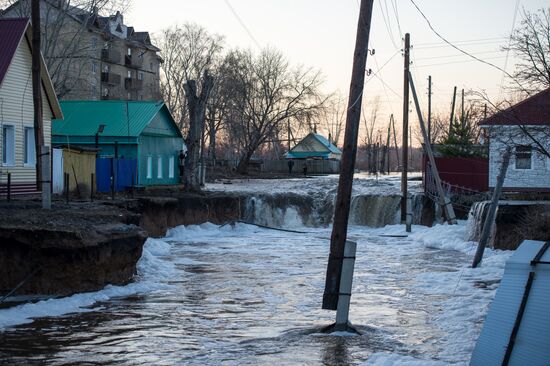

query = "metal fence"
(261, 159), (340, 174)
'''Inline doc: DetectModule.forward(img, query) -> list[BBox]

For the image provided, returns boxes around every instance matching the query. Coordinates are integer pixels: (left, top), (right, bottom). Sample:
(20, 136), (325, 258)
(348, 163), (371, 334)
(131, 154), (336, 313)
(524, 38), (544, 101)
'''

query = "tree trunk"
(183, 71), (214, 191)
(236, 149), (254, 175)
(208, 118), (217, 164)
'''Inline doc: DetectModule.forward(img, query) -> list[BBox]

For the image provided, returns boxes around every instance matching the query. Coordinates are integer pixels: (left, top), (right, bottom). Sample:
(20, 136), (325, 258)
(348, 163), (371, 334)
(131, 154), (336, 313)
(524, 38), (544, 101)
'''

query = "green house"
(285, 133), (342, 160)
(53, 100), (185, 187)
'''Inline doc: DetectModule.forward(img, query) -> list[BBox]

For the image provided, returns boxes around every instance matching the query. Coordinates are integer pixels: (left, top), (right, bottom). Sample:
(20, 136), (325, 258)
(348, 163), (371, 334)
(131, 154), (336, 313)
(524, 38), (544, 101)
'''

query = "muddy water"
(0, 222), (498, 366)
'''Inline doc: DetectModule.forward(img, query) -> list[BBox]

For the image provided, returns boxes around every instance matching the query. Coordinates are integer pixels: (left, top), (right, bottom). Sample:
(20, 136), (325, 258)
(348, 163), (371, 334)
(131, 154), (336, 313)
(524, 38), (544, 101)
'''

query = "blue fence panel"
(96, 158), (137, 192)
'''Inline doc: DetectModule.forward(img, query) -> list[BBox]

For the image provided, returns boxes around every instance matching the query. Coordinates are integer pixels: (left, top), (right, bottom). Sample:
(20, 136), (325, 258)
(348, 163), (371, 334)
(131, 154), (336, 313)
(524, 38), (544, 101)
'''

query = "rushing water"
(0, 175), (511, 365)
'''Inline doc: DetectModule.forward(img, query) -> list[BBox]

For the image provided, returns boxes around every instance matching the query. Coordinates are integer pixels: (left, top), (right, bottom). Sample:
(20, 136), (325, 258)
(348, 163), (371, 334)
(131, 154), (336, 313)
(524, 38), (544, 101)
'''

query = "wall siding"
(0, 36), (53, 185)
(138, 134), (183, 186)
(488, 126), (550, 190)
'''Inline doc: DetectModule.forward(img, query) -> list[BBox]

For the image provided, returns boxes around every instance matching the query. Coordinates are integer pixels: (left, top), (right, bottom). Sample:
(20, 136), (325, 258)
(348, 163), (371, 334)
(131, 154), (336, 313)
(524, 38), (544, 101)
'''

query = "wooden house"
(0, 18), (63, 195)
(285, 133), (342, 160)
(52, 100), (184, 188)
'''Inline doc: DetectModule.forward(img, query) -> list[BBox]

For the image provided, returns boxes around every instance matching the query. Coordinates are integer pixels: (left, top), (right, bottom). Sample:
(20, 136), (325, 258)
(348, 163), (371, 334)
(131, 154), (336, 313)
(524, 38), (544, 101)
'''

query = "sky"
(126, 0), (548, 140)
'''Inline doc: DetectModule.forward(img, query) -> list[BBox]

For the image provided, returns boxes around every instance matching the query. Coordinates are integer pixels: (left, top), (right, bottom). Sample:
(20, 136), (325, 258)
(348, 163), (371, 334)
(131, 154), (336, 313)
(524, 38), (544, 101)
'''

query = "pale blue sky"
(127, 0), (548, 135)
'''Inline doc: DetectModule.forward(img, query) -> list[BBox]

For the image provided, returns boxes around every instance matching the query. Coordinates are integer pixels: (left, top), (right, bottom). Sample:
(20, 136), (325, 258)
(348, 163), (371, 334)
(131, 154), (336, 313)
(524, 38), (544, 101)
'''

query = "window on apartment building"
(24, 127), (36, 165)
(515, 145), (532, 169)
(127, 70), (132, 78)
(92, 85), (97, 97)
(157, 157), (163, 178)
(150, 62), (154, 71)
(138, 72), (144, 80)
(103, 65), (109, 73)
(91, 37), (97, 49)
(127, 48), (132, 56)
(168, 156), (175, 178)
(2, 125), (15, 166)
(127, 92), (131, 100)
(92, 62), (98, 74)
(103, 88), (109, 97)
(146, 156), (152, 179)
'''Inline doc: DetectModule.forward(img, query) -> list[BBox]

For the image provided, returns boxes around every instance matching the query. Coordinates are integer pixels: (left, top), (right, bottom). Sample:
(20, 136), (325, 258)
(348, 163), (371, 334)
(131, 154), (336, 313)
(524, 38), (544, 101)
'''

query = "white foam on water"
(361, 352), (449, 366)
(0, 237), (176, 330)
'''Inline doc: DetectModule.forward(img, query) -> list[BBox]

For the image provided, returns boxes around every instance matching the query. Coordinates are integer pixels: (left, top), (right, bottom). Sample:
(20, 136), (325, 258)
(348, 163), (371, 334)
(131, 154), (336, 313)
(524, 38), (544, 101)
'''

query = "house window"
(146, 156), (152, 179)
(2, 125), (15, 166)
(515, 145), (532, 169)
(168, 156), (175, 178)
(24, 127), (36, 165)
(157, 157), (163, 178)
(138, 71), (144, 80)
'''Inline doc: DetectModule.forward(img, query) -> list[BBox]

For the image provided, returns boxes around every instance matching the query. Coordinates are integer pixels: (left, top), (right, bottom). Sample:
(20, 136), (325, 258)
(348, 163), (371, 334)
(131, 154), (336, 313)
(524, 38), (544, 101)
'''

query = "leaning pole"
(322, 0), (375, 316)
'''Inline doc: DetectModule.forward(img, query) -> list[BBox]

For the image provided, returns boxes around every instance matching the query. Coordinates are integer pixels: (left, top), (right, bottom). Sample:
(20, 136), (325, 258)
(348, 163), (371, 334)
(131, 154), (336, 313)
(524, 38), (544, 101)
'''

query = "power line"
(499, 0), (521, 96)
(223, 0), (261, 49)
(389, 0), (403, 38)
(414, 55), (508, 69)
(377, 0), (399, 50)
(414, 49), (505, 62)
(409, 0), (527, 92)
(414, 37), (507, 47)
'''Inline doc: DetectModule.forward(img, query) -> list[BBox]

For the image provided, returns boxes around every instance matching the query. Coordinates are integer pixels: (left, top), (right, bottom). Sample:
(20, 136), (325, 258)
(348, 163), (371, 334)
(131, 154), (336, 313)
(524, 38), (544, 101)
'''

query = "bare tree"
(157, 23), (224, 131)
(223, 48), (324, 174)
(503, 7), (550, 94)
(1, 0), (131, 98)
(318, 93), (346, 146)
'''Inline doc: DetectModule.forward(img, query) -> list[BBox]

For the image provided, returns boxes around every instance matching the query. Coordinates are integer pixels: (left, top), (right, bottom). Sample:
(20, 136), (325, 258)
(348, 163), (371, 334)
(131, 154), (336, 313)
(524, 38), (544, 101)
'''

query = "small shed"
(285, 133), (342, 160)
(52, 100), (185, 188)
(52, 146), (97, 197)
(470, 240), (550, 366)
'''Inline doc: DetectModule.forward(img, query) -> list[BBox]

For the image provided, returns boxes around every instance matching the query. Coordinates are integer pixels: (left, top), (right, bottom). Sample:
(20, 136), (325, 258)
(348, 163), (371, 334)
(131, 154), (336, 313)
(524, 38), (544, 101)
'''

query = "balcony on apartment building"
(125, 77), (143, 90)
(124, 53), (144, 69)
(101, 48), (121, 64)
(101, 93), (120, 100)
(101, 72), (121, 85)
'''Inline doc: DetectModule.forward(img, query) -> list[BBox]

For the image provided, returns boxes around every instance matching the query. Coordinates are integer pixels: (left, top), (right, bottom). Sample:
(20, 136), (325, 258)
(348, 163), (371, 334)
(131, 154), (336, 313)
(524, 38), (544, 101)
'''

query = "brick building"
(1, 0), (162, 101)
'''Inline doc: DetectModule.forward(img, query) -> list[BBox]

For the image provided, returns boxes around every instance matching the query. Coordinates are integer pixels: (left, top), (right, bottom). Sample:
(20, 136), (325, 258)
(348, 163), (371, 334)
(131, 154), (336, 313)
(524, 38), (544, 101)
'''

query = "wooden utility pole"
(384, 119), (391, 173)
(427, 75), (432, 143)
(449, 86), (457, 133)
(409, 71), (457, 225)
(461, 88), (465, 127)
(322, 0), (374, 311)
(472, 147), (511, 268)
(391, 114), (399, 169)
(400, 33), (410, 222)
(31, 0), (44, 188)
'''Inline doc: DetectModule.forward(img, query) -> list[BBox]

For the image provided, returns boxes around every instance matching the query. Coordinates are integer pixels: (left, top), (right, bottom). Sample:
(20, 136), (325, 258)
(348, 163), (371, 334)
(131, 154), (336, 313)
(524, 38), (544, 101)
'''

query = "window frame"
(514, 145), (532, 170)
(168, 156), (175, 178)
(24, 126), (36, 166)
(157, 156), (163, 179)
(2, 124), (15, 166)
(146, 156), (153, 179)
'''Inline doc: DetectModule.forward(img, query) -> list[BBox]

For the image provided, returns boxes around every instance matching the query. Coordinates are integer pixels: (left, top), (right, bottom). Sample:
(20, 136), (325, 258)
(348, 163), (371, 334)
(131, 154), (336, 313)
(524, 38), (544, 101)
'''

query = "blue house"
(53, 100), (185, 189)
(285, 133), (342, 160)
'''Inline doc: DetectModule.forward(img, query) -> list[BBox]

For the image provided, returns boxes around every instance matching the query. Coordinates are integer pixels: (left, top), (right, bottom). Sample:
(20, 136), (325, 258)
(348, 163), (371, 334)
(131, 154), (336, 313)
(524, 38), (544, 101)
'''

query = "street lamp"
(95, 124), (106, 149)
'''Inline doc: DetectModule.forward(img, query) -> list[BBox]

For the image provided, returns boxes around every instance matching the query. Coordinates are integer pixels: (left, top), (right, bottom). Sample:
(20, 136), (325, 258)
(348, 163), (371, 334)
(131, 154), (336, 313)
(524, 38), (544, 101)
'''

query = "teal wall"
(138, 134), (183, 186)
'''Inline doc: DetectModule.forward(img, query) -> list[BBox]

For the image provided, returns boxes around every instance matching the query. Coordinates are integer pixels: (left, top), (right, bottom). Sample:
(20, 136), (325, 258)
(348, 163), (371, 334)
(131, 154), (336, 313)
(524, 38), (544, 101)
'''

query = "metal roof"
(285, 133), (342, 159)
(53, 100), (181, 138)
(0, 18), (29, 87)
(480, 88), (550, 126)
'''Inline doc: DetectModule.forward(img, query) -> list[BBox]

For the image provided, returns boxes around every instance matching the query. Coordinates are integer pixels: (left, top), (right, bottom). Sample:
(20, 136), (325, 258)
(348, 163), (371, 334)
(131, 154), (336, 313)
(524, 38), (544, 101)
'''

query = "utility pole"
(32, 0), (49, 209)
(461, 88), (465, 128)
(449, 86), (457, 134)
(322, 0), (374, 312)
(384, 119), (391, 174)
(472, 148), (511, 268)
(391, 114), (399, 170)
(409, 72), (456, 225)
(427, 75), (432, 144)
(401, 33), (410, 223)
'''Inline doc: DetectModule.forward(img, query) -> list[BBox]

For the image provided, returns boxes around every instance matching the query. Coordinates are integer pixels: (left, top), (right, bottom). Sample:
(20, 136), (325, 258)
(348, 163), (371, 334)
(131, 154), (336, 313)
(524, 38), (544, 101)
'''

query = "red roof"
(480, 88), (550, 126)
(0, 18), (29, 86)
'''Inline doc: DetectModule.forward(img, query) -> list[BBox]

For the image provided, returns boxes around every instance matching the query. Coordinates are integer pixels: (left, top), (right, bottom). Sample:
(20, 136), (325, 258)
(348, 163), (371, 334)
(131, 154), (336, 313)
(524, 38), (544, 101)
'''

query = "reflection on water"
(0, 225), (478, 365)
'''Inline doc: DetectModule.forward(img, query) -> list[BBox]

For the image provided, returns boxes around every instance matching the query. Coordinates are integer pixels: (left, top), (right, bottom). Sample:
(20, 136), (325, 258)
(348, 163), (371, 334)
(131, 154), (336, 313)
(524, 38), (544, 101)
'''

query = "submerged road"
(0, 220), (509, 365)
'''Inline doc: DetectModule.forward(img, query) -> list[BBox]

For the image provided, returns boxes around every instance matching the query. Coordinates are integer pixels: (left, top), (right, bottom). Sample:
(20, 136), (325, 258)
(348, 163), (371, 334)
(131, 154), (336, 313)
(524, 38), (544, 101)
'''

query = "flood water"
(0, 220), (509, 365)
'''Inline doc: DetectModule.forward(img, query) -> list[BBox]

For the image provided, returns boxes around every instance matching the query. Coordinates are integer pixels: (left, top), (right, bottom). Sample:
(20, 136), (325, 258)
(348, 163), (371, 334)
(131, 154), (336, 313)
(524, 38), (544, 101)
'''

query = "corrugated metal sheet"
(52, 101), (180, 138)
(285, 133), (342, 159)
(0, 18), (28, 87)
(470, 240), (550, 366)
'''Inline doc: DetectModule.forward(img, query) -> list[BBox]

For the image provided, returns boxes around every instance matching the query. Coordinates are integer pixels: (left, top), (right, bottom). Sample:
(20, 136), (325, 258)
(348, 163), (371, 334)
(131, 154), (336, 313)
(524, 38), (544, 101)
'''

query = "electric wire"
(409, 0), (527, 92)
(223, 0), (261, 49)
(499, 0), (521, 96)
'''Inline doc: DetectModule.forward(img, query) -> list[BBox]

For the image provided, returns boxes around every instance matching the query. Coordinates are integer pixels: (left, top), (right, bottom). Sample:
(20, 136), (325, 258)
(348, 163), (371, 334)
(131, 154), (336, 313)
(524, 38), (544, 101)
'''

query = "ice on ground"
(362, 352), (449, 366)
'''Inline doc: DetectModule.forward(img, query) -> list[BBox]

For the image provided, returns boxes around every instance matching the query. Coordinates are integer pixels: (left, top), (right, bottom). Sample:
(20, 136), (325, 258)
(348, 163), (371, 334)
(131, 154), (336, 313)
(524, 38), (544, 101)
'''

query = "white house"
(0, 18), (62, 194)
(480, 88), (550, 192)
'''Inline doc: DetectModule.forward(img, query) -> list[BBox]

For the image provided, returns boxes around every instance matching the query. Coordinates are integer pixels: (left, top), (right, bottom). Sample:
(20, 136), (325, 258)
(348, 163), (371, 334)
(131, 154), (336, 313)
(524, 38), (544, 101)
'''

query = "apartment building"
(1, 0), (162, 101)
